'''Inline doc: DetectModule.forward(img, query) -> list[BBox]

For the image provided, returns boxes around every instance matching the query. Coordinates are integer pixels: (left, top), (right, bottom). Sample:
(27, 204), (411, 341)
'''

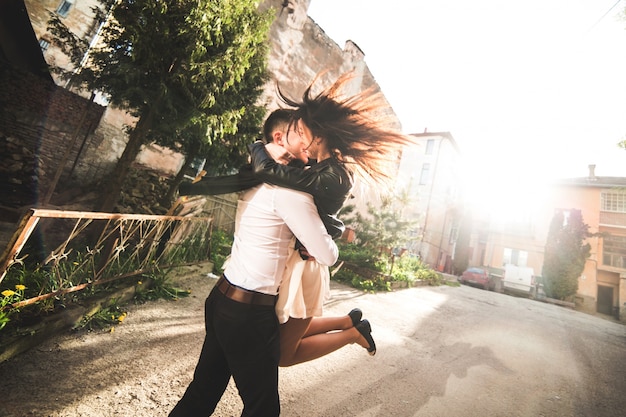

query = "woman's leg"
(280, 314), (373, 367)
(281, 325), (368, 367)
(303, 314), (353, 337)
(279, 317), (313, 367)
(303, 308), (361, 337)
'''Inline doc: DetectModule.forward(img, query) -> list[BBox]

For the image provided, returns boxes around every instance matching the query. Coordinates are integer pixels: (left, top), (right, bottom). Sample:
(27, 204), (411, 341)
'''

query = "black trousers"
(169, 286), (280, 417)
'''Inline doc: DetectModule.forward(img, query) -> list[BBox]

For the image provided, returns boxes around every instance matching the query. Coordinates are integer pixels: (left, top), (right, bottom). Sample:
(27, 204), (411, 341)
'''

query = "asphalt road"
(0, 272), (624, 417)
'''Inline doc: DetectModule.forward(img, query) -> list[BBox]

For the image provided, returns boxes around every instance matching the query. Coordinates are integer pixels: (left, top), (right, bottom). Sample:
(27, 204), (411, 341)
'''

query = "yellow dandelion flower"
(118, 313), (127, 323)
(15, 284), (26, 291)
(2, 290), (15, 297)
(137, 281), (143, 285)
(110, 326), (115, 333)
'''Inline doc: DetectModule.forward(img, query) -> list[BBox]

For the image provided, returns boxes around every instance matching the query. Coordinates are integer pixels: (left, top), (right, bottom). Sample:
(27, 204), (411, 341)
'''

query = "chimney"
(588, 164), (597, 181)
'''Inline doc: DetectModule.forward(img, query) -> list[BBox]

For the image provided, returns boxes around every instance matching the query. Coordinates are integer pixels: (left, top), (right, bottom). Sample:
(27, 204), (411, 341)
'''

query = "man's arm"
(178, 166), (261, 196)
(276, 188), (338, 267)
(249, 141), (347, 240)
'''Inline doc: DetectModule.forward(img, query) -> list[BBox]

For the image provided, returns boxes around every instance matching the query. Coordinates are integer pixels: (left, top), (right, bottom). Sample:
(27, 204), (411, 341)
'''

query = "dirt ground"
(0, 264), (625, 417)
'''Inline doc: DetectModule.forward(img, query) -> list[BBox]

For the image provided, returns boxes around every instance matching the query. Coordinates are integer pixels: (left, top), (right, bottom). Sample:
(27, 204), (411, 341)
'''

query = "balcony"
(599, 212), (626, 228)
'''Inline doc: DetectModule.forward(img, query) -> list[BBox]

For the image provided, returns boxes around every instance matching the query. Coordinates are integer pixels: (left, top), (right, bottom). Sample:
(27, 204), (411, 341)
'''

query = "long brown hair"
(278, 72), (416, 185)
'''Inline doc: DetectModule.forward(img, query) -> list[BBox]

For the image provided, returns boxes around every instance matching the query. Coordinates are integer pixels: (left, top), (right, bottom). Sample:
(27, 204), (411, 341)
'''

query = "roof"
(554, 176), (626, 188)
(0, 0), (53, 82)
(409, 131), (460, 152)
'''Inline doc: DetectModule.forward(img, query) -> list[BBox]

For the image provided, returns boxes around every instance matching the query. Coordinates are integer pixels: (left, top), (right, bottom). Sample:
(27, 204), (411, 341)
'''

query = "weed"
(0, 284), (26, 331)
(209, 229), (233, 271)
(74, 299), (127, 332)
(134, 268), (191, 303)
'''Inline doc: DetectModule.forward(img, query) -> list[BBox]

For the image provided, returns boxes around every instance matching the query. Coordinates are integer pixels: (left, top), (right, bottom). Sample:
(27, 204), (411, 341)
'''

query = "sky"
(307, 0), (626, 193)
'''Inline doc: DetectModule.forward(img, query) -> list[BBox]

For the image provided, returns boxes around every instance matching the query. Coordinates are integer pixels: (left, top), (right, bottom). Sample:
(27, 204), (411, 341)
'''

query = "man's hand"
(192, 170), (206, 184)
(298, 246), (316, 261)
(266, 142), (295, 165)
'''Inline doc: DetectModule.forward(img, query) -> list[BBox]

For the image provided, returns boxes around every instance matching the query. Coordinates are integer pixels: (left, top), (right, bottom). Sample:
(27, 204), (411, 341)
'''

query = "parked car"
(459, 267), (492, 290)
(502, 264), (537, 298)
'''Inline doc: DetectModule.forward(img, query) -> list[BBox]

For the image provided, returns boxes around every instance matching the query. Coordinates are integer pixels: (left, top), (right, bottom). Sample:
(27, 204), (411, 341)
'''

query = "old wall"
(0, 63), (105, 211)
(27, 0), (101, 79)
(260, 0), (401, 131)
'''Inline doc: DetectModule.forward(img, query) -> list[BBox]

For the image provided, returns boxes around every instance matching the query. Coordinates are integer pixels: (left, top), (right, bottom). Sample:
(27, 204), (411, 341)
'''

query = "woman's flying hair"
(278, 72), (416, 185)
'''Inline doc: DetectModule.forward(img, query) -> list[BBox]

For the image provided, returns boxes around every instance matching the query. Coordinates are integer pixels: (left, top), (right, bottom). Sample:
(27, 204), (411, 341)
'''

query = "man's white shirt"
(223, 184), (338, 295)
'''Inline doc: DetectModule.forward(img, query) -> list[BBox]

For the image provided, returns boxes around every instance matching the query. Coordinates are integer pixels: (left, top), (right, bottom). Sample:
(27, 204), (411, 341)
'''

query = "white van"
(502, 264), (536, 298)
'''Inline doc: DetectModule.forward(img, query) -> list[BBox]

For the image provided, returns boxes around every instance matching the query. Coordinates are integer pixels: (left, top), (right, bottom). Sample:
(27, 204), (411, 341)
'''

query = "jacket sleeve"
(248, 141), (337, 194)
(178, 165), (261, 196)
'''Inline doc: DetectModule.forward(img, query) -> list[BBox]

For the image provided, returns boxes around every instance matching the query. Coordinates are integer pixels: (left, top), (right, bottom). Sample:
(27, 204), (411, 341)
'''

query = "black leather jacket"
(178, 142), (353, 239)
(178, 164), (263, 196)
(248, 141), (353, 239)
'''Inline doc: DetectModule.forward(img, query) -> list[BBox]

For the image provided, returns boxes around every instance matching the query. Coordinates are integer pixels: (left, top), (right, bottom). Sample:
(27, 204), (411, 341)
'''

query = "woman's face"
(284, 119), (314, 163)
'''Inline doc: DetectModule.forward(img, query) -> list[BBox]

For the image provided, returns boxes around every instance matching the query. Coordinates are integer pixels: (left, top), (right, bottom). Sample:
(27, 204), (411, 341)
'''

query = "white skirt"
(275, 242), (331, 324)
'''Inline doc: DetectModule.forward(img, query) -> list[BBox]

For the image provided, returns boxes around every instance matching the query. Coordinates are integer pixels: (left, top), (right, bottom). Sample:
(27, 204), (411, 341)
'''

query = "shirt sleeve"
(275, 188), (339, 266)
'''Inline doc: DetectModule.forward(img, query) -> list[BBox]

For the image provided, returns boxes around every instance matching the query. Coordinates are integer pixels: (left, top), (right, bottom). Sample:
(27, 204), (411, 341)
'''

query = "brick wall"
(0, 63), (105, 209)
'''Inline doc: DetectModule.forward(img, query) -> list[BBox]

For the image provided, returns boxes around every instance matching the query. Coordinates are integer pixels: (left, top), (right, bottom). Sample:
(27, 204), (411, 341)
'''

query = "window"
(449, 223), (458, 244)
(39, 39), (50, 52)
(602, 235), (626, 269)
(503, 248), (528, 267)
(56, 0), (74, 18)
(419, 163), (430, 185)
(425, 139), (434, 155)
(601, 191), (626, 213)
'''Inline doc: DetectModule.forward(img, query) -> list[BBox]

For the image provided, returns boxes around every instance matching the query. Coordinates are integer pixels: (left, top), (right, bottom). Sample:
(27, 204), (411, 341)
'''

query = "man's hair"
(263, 108), (294, 142)
(277, 72), (416, 185)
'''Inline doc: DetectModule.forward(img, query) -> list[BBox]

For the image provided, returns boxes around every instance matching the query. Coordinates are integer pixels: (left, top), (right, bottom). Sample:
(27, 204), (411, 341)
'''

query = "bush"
(333, 268), (390, 292)
(336, 241), (382, 269)
(333, 245), (442, 291)
(390, 255), (441, 285)
(209, 228), (233, 271)
(415, 268), (443, 286)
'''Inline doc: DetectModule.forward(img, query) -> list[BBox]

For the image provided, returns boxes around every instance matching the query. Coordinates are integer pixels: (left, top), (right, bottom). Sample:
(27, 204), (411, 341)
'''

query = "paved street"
(301, 282), (626, 417)
(0, 273), (624, 417)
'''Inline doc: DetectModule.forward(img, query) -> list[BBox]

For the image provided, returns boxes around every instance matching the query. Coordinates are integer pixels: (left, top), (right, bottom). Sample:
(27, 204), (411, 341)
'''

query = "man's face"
(282, 119), (313, 163)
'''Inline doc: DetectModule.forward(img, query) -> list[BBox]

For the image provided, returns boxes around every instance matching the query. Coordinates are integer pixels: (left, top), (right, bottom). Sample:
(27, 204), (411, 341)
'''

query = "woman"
(248, 72), (416, 365)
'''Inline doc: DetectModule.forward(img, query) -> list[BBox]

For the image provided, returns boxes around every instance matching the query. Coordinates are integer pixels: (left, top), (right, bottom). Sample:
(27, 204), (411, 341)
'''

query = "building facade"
(547, 167), (626, 320)
(469, 165), (626, 321)
(396, 132), (462, 273)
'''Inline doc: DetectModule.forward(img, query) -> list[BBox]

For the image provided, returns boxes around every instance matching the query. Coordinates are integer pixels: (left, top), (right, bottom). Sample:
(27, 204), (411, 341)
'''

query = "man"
(169, 116), (338, 416)
(178, 108), (307, 197)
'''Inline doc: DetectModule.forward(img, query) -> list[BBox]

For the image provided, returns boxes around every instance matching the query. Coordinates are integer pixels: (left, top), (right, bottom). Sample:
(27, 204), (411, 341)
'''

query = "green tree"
(158, 54), (269, 204)
(49, 0), (273, 212)
(541, 209), (591, 300)
(352, 189), (417, 255)
(452, 212), (471, 275)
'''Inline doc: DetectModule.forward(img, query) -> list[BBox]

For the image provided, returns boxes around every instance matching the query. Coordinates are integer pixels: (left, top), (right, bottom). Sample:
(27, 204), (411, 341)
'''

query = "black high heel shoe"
(355, 319), (376, 356)
(348, 308), (362, 327)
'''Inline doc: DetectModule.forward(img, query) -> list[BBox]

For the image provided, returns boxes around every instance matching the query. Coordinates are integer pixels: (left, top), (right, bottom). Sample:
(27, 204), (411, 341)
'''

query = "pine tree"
(452, 212), (471, 275)
(541, 209), (591, 300)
